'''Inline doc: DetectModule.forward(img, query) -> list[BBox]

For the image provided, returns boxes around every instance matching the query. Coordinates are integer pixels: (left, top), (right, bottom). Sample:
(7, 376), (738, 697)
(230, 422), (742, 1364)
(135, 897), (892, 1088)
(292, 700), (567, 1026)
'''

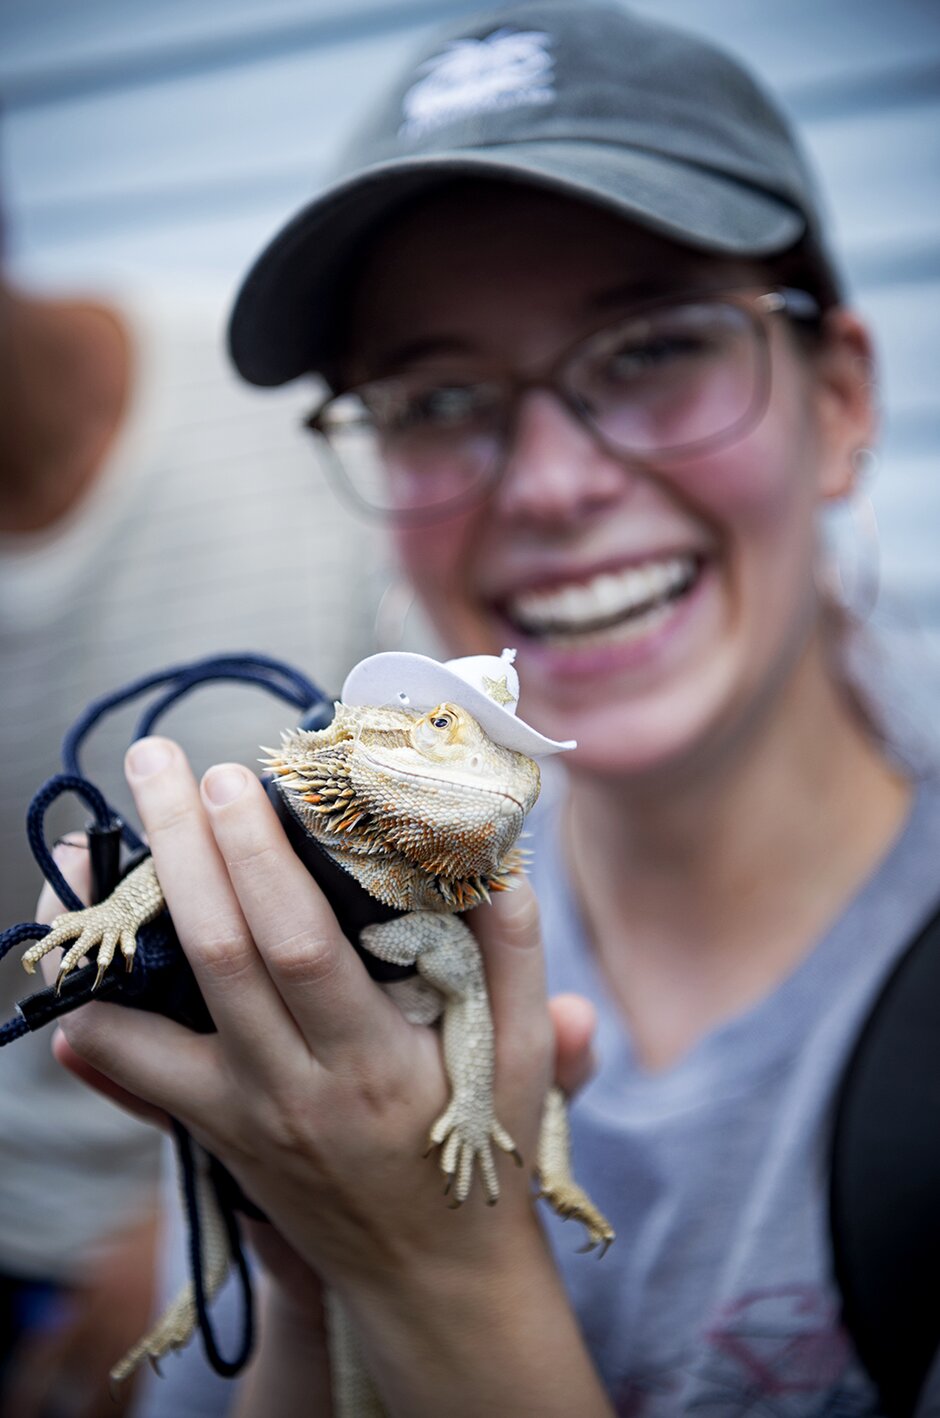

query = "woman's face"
(348, 185), (868, 779)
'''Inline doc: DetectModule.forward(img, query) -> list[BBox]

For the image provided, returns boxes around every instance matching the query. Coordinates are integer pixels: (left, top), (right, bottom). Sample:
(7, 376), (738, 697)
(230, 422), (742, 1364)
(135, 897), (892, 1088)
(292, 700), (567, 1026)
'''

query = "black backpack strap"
(829, 901), (940, 1416)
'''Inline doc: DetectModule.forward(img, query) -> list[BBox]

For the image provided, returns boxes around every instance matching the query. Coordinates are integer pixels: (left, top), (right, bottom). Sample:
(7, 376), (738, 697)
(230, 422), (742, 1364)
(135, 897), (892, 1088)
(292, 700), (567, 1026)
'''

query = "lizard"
(20, 648), (614, 1409)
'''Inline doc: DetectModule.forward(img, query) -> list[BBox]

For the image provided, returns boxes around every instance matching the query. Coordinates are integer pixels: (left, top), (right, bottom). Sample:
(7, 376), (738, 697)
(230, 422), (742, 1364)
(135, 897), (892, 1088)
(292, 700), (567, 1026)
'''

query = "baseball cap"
(229, 1), (841, 388)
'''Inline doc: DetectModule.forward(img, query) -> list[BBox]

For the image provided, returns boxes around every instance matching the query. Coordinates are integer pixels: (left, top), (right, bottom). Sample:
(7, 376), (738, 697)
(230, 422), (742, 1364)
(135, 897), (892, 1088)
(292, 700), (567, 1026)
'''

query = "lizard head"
(264, 701), (541, 910)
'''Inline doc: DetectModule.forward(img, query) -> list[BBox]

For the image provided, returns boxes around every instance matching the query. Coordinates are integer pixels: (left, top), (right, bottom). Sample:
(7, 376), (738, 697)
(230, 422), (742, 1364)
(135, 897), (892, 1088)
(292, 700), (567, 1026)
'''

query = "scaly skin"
(264, 699), (541, 1201)
(263, 700), (540, 915)
(23, 698), (614, 1398)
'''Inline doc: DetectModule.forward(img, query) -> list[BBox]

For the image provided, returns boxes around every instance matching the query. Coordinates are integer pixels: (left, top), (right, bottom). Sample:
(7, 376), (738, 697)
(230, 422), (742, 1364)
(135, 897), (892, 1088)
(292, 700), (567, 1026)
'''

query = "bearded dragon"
(22, 654), (614, 1409)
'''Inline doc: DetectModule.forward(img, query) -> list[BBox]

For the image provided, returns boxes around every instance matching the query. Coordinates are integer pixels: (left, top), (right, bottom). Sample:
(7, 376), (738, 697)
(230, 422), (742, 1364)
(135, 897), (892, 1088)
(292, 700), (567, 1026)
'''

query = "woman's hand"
(58, 737), (553, 1283)
(56, 736), (610, 1414)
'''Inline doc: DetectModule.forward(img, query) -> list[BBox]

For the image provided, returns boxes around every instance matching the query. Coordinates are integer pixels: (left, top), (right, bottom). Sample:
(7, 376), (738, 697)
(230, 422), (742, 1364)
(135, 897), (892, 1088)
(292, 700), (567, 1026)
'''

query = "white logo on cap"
(400, 29), (555, 139)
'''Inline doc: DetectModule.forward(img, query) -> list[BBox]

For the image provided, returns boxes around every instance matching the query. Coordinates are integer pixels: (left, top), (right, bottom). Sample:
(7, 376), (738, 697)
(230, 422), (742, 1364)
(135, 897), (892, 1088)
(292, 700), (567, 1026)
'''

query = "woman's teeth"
(507, 556), (698, 646)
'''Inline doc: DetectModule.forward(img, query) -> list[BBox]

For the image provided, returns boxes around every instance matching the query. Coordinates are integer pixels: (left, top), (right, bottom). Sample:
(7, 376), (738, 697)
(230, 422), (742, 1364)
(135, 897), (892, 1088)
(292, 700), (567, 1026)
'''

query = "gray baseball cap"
(229, 1), (841, 388)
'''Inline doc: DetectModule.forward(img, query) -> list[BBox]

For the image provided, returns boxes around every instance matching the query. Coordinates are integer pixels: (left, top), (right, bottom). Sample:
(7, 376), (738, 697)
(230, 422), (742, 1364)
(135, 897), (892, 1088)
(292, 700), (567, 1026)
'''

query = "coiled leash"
(0, 652), (336, 1377)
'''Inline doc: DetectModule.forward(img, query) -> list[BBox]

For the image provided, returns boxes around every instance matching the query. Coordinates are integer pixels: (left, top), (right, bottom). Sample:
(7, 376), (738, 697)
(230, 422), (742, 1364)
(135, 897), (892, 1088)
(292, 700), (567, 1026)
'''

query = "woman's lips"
(498, 553), (701, 648)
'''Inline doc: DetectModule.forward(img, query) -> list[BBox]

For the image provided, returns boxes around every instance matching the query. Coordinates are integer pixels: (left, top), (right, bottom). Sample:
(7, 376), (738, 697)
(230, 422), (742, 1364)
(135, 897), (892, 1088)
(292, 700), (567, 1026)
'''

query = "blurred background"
(2, 0), (939, 624)
(0, 5), (938, 1413)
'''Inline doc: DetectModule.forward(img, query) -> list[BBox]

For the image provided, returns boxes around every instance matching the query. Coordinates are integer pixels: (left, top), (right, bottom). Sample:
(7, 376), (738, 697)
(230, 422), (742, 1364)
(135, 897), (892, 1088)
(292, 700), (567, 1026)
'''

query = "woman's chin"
(521, 659), (740, 786)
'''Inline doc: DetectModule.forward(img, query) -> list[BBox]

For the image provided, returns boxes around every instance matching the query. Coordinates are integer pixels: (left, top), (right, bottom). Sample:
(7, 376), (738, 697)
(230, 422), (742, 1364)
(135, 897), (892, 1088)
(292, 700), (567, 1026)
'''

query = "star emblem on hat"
(482, 673), (515, 706)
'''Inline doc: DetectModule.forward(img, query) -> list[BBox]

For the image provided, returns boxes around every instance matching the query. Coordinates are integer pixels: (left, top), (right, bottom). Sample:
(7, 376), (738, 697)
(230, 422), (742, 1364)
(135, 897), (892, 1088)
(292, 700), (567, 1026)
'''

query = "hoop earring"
(817, 447), (881, 623)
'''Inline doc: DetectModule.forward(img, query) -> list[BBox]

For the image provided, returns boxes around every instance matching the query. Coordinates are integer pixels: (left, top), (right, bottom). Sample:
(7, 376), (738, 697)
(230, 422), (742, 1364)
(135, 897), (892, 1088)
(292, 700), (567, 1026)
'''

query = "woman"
(52, 4), (940, 1413)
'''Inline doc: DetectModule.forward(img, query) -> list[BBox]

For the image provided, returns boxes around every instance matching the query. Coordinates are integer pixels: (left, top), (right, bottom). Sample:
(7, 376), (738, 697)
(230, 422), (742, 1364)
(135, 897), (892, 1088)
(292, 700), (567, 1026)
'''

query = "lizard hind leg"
(536, 1086), (615, 1255)
(109, 1142), (232, 1387)
(109, 1286), (202, 1388)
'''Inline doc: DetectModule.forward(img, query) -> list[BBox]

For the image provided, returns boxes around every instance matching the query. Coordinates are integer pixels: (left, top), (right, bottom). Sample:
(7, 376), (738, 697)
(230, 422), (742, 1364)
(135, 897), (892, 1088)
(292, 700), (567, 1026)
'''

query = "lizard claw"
(576, 1232), (614, 1258)
(22, 858), (162, 992)
(428, 1097), (520, 1205)
(540, 1180), (615, 1255)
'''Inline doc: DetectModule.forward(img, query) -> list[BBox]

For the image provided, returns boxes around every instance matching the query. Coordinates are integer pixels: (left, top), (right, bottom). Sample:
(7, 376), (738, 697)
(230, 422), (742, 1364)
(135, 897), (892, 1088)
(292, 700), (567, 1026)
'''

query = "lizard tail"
(327, 1291), (388, 1418)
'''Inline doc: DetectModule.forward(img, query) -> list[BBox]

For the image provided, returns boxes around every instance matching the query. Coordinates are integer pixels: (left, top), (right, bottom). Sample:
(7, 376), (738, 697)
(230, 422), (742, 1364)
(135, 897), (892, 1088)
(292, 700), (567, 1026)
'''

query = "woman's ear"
(810, 309), (879, 503)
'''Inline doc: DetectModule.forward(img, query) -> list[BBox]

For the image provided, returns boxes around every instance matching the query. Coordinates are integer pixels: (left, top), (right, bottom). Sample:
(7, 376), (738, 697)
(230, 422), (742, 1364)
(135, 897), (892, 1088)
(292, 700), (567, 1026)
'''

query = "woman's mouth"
(500, 554), (702, 649)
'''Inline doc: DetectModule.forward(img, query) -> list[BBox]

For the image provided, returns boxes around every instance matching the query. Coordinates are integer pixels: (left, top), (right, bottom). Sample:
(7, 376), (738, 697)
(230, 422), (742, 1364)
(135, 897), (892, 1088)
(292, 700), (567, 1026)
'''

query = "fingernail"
(126, 739), (172, 780)
(53, 835), (87, 857)
(203, 765), (247, 807)
(52, 840), (87, 872)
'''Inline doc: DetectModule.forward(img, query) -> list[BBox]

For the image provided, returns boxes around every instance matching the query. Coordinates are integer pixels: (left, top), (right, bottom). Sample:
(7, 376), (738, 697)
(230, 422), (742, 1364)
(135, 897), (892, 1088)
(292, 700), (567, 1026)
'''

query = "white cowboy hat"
(341, 647), (576, 757)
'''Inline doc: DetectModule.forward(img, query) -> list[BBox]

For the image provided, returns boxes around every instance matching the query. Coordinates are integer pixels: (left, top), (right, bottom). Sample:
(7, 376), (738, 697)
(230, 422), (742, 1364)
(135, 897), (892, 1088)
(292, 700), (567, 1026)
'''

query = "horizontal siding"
(640, 0), (940, 89)
(809, 103), (940, 273)
(4, 0), (937, 97)
(0, 0), (479, 99)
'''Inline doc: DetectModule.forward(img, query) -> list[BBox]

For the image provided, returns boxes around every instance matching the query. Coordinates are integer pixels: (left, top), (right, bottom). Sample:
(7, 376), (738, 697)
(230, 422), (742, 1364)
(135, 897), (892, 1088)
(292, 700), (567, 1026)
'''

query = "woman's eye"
(391, 386), (485, 431)
(606, 335), (705, 379)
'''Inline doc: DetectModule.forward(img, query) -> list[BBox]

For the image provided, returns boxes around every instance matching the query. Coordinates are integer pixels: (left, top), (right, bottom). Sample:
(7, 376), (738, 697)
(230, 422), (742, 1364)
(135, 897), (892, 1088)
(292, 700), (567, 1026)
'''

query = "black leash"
(0, 652), (333, 1377)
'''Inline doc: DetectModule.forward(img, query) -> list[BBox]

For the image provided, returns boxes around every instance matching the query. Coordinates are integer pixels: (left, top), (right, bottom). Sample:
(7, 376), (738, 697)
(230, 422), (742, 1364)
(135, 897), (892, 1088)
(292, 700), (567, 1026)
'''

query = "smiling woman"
(56, 4), (940, 1416)
(344, 183), (855, 783)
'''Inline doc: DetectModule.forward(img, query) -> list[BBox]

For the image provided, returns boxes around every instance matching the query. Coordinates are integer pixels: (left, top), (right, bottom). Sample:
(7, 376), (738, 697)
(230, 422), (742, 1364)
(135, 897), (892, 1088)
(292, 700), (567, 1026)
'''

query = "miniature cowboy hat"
(342, 648), (576, 757)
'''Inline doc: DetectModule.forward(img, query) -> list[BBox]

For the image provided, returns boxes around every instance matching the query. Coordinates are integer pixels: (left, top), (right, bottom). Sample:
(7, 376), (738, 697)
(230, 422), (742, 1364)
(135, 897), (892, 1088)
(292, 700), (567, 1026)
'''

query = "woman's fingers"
(473, 887), (597, 1099)
(125, 738), (298, 1063)
(36, 837), (92, 922)
(200, 763), (396, 1064)
(471, 879), (553, 1090)
(52, 1026), (172, 1129)
(56, 1001), (223, 1125)
(37, 837), (93, 984)
(548, 994), (598, 1098)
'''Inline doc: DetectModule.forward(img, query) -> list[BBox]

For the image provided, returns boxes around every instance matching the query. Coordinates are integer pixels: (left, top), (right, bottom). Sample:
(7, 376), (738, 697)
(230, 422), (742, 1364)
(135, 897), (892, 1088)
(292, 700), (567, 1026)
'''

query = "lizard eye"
(426, 705), (456, 730)
(415, 704), (462, 750)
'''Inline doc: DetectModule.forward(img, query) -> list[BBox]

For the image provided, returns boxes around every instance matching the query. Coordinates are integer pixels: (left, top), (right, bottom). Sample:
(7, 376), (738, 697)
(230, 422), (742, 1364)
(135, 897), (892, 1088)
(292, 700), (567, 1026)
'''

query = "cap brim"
(342, 651), (576, 757)
(229, 142), (805, 388)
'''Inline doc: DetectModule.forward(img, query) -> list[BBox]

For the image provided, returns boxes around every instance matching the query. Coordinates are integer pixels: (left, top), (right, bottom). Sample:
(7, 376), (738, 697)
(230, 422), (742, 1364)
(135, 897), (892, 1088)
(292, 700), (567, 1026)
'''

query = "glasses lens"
(567, 301), (764, 459)
(316, 379), (506, 518)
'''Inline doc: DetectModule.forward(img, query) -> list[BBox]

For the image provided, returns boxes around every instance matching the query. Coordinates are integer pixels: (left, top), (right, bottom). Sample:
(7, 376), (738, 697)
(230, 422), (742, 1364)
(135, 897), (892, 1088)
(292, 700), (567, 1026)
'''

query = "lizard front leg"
(21, 857), (164, 989)
(360, 912), (519, 1205)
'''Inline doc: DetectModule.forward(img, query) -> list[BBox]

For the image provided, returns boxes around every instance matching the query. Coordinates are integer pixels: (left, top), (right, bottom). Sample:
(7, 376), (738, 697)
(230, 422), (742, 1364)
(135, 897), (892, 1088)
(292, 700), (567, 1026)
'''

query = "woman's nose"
(491, 387), (635, 524)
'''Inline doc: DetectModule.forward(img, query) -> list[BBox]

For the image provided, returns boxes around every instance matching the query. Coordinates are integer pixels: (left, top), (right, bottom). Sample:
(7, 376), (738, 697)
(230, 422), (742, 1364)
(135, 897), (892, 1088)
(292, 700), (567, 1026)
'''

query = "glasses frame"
(303, 286), (822, 526)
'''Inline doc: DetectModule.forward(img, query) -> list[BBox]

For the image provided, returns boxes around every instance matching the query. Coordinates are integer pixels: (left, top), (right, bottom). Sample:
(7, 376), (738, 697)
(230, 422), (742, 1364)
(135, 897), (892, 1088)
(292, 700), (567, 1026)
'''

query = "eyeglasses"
(303, 287), (822, 525)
